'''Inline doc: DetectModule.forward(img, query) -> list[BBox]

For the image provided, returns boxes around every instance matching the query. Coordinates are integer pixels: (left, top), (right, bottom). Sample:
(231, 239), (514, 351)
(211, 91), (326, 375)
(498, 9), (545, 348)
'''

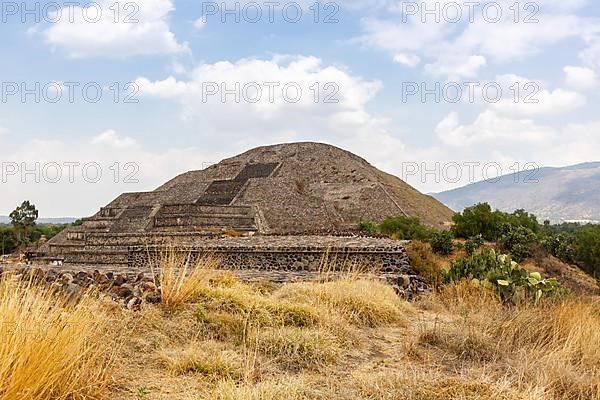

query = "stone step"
(159, 204), (254, 216)
(49, 243), (86, 255)
(81, 220), (113, 230)
(154, 215), (257, 229)
(84, 231), (215, 246)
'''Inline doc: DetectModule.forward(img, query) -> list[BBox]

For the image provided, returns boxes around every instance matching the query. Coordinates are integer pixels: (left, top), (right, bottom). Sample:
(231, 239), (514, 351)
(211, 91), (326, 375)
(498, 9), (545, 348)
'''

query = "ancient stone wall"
(127, 236), (411, 274)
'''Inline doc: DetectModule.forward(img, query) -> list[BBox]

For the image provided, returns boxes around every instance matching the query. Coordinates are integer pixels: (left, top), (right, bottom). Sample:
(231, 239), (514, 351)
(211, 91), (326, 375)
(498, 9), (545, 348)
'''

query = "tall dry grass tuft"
(152, 249), (220, 308)
(494, 297), (600, 399)
(209, 378), (311, 400)
(436, 280), (502, 313)
(249, 326), (339, 370)
(0, 275), (119, 400)
(275, 279), (412, 327)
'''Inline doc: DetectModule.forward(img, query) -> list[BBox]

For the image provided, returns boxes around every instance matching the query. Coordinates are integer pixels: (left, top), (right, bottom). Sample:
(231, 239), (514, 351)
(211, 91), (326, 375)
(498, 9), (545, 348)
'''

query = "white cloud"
(169, 61), (188, 75)
(358, 1), (600, 79)
(436, 110), (553, 145)
(393, 53), (420, 68)
(193, 18), (206, 30)
(92, 130), (139, 149)
(580, 38), (600, 70)
(424, 55), (487, 79)
(491, 88), (586, 117)
(455, 14), (589, 63)
(41, 0), (187, 58)
(549, 120), (600, 163)
(135, 55), (387, 140)
(564, 66), (599, 90)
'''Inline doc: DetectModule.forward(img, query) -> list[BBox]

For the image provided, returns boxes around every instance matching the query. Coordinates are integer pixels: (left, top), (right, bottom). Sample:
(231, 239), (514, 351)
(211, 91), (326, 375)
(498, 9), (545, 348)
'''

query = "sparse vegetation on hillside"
(452, 203), (600, 278)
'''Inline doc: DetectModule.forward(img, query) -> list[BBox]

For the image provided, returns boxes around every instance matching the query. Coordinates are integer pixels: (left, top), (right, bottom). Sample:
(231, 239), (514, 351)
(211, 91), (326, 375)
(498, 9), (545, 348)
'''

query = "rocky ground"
(0, 263), (429, 311)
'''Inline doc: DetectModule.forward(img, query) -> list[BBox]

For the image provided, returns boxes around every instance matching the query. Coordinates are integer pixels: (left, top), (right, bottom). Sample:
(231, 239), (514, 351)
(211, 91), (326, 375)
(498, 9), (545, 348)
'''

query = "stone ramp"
(197, 180), (246, 205)
(196, 162), (280, 205)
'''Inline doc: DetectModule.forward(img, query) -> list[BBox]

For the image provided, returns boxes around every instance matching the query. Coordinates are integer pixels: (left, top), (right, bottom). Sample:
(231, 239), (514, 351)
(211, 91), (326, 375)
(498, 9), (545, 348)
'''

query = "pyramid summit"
(37, 142), (453, 271)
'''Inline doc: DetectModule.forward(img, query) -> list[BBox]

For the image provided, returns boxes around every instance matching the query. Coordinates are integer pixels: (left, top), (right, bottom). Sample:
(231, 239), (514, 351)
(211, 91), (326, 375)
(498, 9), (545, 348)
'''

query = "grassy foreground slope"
(2, 257), (600, 400)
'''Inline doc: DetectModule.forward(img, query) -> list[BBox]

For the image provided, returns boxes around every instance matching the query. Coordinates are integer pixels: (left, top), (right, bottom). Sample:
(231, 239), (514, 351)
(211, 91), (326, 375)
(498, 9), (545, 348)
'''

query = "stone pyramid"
(38, 142), (453, 271)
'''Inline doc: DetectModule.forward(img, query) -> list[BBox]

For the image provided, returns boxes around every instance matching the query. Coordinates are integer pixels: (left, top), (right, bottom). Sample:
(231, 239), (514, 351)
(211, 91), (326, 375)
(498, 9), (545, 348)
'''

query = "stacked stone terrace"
(38, 142), (453, 275)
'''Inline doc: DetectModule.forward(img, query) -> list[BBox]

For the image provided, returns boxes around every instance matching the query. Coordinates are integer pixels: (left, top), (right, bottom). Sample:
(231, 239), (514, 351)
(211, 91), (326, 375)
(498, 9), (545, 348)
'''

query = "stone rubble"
(0, 264), (428, 308)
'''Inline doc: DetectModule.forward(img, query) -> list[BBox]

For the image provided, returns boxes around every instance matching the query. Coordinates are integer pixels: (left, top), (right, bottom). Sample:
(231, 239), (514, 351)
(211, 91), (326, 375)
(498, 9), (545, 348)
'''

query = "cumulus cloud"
(490, 88), (586, 117)
(133, 55), (413, 183)
(134, 55), (396, 147)
(393, 53), (421, 68)
(424, 55), (487, 79)
(193, 18), (206, 30)
(41, 0), (187, 58)
(564, 66), (599, 90)
(92, 130), (140, 149)
(436, 110), (553, 146)
(358, 0), (600, 79)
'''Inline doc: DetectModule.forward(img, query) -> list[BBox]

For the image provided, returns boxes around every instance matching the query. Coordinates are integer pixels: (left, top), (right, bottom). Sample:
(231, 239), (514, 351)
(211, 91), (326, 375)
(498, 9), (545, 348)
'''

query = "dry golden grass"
(208, 377), (314, 400)
(249, 326), (339, 370)
(352, 370), (525, 400)
(274, 278), (412, 327)
(151, 249), (220, 308)
(160, 340), (244, 380)
(492, 297), (600, 399)
(7, 259), (597, 400)
(0, 275), (120, 400)
(197, 283), (322, 328)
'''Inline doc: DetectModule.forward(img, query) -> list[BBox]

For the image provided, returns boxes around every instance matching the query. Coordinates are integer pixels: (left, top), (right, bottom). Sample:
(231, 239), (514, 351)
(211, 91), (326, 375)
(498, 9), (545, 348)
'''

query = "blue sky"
(1, 0), (599, 216)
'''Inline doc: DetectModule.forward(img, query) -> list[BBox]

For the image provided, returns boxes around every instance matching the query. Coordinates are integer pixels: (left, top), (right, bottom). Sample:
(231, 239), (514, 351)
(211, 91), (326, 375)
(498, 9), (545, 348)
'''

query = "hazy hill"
(433, 162), (600, 223)
(0, 216), (77, 225)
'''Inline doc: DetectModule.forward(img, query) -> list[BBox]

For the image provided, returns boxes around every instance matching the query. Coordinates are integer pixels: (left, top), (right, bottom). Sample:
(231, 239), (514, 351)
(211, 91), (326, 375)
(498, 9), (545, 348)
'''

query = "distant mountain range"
(0, 216), (77, 225)
(433, 162), (600, 224)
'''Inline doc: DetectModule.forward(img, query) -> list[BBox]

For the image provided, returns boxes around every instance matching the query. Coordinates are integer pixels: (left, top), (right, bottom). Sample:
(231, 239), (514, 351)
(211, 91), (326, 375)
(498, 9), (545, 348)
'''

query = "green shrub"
(379, 216), (432, 240)
(429, 231), (454, 256)
(356, 220), (378, 233)
(498, 225), (536, 262)
(540, 232), (576, 264)
(452, 203), (502, 241)
(460, 235), (484, 256)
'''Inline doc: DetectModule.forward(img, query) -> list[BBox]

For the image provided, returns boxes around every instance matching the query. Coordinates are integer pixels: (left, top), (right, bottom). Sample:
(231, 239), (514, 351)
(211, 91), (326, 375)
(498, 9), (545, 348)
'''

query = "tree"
(9, 201), (39, 245)
(575, 225), (600, 277)
(0, 227), (17, 255)
(452, 203), (501, 240)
